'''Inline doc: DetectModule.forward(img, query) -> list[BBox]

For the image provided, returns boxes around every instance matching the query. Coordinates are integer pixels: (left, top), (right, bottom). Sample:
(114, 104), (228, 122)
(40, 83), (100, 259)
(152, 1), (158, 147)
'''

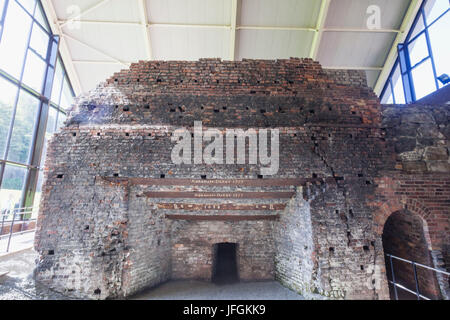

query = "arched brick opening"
(382, 210), (441, 299)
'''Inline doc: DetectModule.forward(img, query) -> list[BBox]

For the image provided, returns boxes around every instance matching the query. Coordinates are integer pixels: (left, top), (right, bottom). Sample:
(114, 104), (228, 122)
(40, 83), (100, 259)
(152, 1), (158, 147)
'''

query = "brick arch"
(373, 195), (433, 251)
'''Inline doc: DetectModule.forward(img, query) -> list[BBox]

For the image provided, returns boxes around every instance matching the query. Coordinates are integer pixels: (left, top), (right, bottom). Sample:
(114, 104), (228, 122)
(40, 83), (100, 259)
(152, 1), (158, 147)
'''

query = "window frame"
(380, 0), (450, 104)
(0, 0), (75, 213)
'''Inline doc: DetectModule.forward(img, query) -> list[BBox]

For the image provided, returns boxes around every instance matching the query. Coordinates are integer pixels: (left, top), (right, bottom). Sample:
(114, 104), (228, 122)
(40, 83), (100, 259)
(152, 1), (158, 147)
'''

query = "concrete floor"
(0, 248), (68, 300)
(131, 280), (306, 300)
(0, 231), (34, 256)
(0, 248), (315, 300)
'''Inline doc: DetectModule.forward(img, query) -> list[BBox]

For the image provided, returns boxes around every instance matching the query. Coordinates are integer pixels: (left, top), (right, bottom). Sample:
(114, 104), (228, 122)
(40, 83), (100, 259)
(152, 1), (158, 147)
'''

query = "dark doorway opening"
(212, 243), (238, 284)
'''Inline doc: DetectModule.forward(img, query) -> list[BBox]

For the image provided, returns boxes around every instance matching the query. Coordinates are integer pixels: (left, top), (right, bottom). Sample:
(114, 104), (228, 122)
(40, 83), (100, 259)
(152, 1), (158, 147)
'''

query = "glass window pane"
(60, 77), (74, 110)
(7, 89), (39, 164)
(410, 14), (425, 39)
(22, 50), (46, 92)
(0, 0), (5, 19)
(412, 58), (437, 99)
(0, 1), (33, 78)
(0, 164), (27, 215)
(29, 23), (49, 58)
(56, 112), (66, 130)
(428, 11), (450, 87)
(0, 76), (18, 158)
(392, 65), (405, 104)
(33, 3), (50, 32)
(408, 34), (429, 67)
(381, 83), (393, 104)
(424, 0), (449, 25)
(17, 0), (35, 15)
(51, 59), (63, 104)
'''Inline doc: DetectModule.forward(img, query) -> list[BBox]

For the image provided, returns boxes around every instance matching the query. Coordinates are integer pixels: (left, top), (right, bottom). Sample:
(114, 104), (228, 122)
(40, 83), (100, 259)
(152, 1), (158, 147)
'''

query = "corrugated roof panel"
(150, 27), (230, 60)
(317, 31), (396, 68)
(240, 0), (321, 27)
(147, 0), (231, 25)
(325, 0), (410, 29)
(237, 29), (314, 60)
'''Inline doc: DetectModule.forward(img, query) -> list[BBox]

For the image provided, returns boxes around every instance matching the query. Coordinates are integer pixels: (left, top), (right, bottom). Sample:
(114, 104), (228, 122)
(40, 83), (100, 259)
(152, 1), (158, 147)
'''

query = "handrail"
(0, 206), (39, 253)
(386, 253), (449, 300)
(386, 253), (450, 276)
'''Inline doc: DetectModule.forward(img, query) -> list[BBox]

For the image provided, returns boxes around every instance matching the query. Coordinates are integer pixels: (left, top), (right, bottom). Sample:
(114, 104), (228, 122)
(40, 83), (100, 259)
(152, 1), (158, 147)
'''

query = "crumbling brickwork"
(34, 58), (449, 300)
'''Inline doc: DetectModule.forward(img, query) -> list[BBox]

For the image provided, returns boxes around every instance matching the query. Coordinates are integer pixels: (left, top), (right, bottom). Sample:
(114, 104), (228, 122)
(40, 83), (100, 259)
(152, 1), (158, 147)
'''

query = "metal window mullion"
(425, 7), (450, 29)
(13, 0), (36, 17)
(22, 34), (59, 209)
(398, 43), (416, 103)
(53, 68), (66, 131)
(0, 0), (9, 43)
(390, 78), (396, 104)
(405, 26), (427, 45)
(422, 7), (440, 91)
(0, 9), (36, 193)
(380, 0), (425, 102)
(29, 0), (51, 37)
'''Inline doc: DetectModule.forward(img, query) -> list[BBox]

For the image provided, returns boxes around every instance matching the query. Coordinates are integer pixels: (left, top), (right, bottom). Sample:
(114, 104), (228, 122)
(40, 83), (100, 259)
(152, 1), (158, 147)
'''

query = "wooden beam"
(165, 214), (279, 221)
(100, 176), (312, 186)
(143, 191), (296, 199)
(157, 203), (287, 211)
(374, 0), (423, 95)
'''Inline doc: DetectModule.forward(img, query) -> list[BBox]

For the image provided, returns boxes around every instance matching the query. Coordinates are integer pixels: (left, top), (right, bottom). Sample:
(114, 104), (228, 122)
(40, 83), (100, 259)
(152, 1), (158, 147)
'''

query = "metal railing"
(386, 253), (450, 300)
(0, 206), (38, 253)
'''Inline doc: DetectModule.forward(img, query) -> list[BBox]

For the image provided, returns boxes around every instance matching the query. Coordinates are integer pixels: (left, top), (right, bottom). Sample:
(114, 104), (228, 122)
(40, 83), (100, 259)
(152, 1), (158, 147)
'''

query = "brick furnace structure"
(34, 58), (449, 300)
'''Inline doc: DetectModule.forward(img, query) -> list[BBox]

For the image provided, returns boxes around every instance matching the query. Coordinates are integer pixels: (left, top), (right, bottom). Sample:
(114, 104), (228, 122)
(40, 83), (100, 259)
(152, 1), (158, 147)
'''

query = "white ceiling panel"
(82, 0), (142, 22)
(240, 0), (321, 27)
(62, 23), (148, 63)
(150, 27), (230, 60)
(146, 0), (231, 25)
(317, 31), (396, 68)
(325, 0), (411, 29)
(237, 29), (314, 60)
(52, 0), (102, 20)
(74, 62), (124, 92)
(64, 35), (117, 62)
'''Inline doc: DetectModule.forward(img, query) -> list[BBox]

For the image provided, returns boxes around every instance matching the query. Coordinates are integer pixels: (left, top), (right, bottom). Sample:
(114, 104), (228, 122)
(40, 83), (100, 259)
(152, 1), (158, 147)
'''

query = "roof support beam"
(323, 66), (383, 71)
(374, 0), (423, 95)
(59, 0), (111, 29)
(58, 20), (141, 26)
(138, 0), (152, 60)
(323, 28), (401, 33)
(56, 19), (402, 35)
(238, 25), (315, 31)
(40, 0), (82, 95)
(72, 60), (129, 65)
(230, 0), (238, 60)
(309, 0), (330, 59)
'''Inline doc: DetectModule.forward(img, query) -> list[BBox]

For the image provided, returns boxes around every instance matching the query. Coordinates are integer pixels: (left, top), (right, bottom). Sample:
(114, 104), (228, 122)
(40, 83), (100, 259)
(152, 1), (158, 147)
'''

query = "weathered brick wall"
(171, 220), (276, 281)
(372, 104), (450, 299)
(383, 210), (441, 299)
(274, 191), (323, 298)
(34, 58), (448, 300)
